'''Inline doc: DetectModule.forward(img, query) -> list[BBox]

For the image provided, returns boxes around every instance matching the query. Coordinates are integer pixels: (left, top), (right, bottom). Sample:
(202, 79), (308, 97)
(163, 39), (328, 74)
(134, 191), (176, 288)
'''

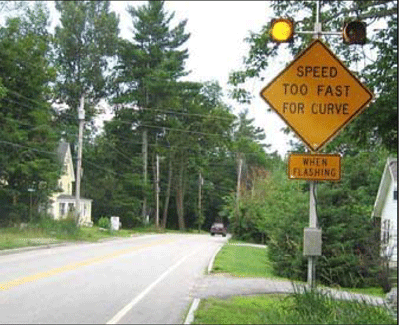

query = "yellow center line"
(0, 238), (175, 291)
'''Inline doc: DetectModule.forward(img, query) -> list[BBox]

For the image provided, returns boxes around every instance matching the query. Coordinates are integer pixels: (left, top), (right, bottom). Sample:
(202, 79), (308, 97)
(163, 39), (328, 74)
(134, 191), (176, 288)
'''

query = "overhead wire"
(0, 136), (255, 200)
(2, 90), (244, 143)
(1, 93), (269, 158)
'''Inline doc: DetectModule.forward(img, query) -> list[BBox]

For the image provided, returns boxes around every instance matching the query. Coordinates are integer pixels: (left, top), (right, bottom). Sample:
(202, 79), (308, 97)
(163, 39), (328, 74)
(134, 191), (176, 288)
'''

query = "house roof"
(372, 157), (398, 218)
(57, 194), (93, 202)
(56, 140), (75, 182)
(389, 159), (397, 183)
(57, 141), (69, 163)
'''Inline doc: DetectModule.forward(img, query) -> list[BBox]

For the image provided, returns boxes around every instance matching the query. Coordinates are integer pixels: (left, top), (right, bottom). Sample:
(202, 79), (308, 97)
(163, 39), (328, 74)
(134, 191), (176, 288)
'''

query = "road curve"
(0, 233), (227, 324)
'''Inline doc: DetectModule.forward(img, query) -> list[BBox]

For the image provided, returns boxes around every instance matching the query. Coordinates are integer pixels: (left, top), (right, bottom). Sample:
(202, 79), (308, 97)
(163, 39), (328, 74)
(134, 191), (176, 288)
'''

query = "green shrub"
(225, 151), (387, 288)
(98, 216), (110, 229)
(57, 214), (79, 236)
(285, 284), (396, 324)
(36, 213), (79, 238)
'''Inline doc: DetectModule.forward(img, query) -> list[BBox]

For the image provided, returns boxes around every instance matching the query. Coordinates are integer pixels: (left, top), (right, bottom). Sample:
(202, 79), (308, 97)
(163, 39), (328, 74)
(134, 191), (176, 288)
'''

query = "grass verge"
(212, 244), (386, 297)
(212, 243), (278, 278)
(0, 225), (134, 250)
(333, 286), (386, 298)
(192, 292), (395, 324)
(198, 243), (392, 324)
(0, 221), (210, 251)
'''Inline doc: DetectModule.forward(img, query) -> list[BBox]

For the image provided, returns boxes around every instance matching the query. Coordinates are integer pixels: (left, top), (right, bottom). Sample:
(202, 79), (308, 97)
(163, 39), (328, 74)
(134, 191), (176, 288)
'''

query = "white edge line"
(106, 247), (202, 324)
(207, 245), (223, 274)
(183, 298), (201, 325)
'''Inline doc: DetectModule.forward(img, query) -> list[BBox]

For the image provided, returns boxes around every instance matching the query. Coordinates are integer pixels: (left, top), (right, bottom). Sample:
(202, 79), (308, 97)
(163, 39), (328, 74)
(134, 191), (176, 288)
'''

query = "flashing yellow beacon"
(270, 18), (295, 43)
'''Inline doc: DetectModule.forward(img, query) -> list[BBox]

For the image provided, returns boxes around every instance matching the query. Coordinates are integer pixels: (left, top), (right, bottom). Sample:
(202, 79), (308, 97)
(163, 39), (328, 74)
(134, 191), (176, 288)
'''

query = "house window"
(59, 203), (66, 216)
(382, 219), (391, 245)
(68, 203), (74, 214)
(394, 190), (398, 201)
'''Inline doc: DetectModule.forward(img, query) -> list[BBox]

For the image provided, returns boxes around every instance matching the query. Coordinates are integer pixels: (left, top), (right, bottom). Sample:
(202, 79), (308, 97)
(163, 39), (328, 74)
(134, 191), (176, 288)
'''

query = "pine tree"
(0, 3), (60, 224)
(113, 1), (190, 227)
(53, 0), (119, 143)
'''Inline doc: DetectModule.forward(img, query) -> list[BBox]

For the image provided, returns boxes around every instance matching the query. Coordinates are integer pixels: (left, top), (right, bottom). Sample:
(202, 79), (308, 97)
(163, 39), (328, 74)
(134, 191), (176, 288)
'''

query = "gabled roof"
(57, 141), (69, 164)
(372, 157), (398, 218)
(389, 159), (397, 184)
(56, 141), (75, 182)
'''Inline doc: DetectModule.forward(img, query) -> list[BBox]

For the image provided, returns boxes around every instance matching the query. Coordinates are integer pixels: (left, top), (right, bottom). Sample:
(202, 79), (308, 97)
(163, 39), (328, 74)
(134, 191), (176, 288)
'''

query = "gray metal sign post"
(308, 0), (321, 290)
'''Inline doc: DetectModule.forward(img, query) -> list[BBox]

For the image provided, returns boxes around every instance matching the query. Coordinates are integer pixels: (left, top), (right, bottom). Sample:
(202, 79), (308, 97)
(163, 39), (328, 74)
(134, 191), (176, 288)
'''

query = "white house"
(372, 157), (398, 267)
(48, 141), (93, 226)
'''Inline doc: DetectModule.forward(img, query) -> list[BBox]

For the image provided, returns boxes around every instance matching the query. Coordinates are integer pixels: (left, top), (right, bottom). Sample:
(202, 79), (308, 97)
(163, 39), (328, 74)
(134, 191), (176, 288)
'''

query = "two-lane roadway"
(0, 233), (227, 324)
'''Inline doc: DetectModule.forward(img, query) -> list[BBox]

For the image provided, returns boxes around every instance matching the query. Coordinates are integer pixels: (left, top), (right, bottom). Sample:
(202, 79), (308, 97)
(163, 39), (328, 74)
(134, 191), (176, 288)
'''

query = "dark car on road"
(210, 222), (227, 236)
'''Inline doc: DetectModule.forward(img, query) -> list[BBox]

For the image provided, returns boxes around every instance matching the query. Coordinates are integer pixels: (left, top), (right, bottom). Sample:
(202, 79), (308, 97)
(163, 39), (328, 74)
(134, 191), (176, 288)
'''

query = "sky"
(107, 1), (296, 157)
(3, 1), (295, 157)
(2, 1), (389, 157)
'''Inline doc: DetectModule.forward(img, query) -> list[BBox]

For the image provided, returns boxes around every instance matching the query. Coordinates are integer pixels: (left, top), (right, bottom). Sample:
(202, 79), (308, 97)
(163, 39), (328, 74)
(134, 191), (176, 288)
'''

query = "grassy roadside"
(193, 293), (395, 324)
(192, 243), (394, 324)
(212, 243), (277, 278)
(0, 226), (134, 250)
(0, 222), (208, 251)
(212, 243), (386, 297)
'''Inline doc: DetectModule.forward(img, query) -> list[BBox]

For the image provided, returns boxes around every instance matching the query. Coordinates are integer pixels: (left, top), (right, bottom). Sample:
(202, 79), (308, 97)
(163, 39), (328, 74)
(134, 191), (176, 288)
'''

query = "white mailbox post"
(110, 216), (120, 231)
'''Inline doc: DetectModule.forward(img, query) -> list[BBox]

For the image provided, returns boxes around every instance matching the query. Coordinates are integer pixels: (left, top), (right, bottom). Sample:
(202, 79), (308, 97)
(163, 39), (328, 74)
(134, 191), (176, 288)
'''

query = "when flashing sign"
(288, 153), (341, 181)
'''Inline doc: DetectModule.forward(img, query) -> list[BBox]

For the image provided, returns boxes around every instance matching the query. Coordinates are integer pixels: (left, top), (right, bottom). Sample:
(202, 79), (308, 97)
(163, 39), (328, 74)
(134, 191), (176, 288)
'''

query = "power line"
(0, 139), (258, 199)
(0, 109), (269, 162)
(5, 86), (238, 123)
(2, 92), (256, 144)
(83, 136), (267, 158)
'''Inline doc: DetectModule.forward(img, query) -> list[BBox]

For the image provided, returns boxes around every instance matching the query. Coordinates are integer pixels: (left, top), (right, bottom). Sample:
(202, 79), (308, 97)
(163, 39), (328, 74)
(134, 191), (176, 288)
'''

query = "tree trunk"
(162, 157), (172, 229)
(142, 129), (148, 222)
(198, 172), (202, 233)
(151, 153), (157, 226)
(176, 157), (185, 230)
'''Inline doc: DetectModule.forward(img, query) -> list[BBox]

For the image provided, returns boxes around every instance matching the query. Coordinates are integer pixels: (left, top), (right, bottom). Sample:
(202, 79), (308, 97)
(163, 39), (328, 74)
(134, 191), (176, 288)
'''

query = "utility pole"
(236, 156), (243, 232)
(28, 187), (35, 222)
(75, 95), (85, 225)
(236, 157), (243, 209)
(198, 172), (203, 232)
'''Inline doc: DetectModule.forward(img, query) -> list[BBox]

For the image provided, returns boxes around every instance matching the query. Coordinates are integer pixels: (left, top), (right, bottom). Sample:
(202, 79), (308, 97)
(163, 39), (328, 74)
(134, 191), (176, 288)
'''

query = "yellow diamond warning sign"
(260, 39), (373, 152)
(288, 153), (341, 181)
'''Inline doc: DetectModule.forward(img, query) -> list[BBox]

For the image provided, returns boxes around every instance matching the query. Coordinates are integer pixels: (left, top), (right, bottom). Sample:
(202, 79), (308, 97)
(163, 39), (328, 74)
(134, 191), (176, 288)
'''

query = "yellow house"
(48, 141), (93, 226)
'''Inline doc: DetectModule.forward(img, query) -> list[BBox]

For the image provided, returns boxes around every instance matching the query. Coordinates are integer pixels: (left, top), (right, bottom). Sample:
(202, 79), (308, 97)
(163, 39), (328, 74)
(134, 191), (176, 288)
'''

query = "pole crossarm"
(297, 31), (342, 36)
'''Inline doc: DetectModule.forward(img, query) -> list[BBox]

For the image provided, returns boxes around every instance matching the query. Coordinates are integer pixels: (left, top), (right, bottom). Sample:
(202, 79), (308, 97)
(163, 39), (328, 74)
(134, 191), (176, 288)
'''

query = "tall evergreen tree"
(0, 3), (60, 224)
(53, 0), (119, 143)
(114, 1), (189, 108)
(113, 0), (190, 227)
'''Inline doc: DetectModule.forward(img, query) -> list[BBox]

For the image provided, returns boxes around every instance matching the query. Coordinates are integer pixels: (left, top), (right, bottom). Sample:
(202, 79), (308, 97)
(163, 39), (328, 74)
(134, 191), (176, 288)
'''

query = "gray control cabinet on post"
(303, 227), (322, 256)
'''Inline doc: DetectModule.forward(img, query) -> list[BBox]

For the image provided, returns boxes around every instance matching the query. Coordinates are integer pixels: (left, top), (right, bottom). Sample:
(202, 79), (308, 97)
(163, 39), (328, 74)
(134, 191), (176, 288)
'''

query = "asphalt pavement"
(0, 236), (389, 324)
(0, 233), (227, 324)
